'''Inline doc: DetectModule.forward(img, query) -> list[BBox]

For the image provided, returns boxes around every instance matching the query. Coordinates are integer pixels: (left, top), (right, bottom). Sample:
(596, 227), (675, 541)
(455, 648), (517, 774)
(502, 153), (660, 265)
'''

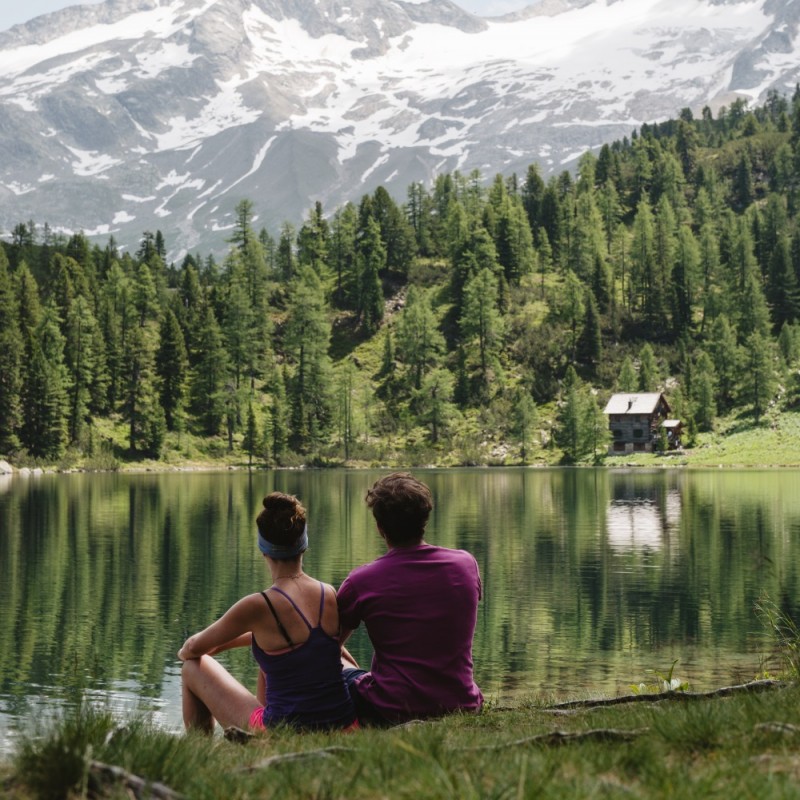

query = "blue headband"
(258, 523), (308, 559)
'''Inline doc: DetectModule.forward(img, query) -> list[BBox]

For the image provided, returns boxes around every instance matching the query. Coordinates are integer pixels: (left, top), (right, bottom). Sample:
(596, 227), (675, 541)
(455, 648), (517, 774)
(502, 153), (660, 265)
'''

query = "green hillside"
(2, 91), (800, 469)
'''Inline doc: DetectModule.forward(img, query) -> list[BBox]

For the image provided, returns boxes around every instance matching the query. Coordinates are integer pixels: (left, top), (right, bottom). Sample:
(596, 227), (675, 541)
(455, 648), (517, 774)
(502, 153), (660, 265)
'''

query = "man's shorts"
(342, 668), (392, 728)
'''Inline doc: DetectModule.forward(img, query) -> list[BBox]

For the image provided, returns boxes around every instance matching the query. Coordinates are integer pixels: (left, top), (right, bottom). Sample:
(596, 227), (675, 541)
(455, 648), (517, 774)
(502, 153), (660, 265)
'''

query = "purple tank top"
(251, 582), (355, 730)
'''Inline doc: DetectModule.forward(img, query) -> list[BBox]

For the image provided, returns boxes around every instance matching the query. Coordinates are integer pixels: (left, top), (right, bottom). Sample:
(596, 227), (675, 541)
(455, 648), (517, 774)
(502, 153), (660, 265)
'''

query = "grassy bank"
(3, 682), (800, 799)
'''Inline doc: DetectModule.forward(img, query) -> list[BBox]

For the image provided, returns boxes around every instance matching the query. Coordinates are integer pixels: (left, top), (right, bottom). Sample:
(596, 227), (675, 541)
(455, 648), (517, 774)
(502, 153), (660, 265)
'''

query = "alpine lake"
(2, 466), (799, 754)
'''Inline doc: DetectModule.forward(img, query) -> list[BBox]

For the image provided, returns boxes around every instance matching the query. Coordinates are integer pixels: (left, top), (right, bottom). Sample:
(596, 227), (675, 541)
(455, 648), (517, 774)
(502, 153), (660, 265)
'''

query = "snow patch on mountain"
(0, 0), (795, 258)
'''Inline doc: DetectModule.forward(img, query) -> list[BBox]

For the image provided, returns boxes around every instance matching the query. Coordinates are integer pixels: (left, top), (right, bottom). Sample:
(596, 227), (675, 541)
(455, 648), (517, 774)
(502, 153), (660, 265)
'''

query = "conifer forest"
(2, 91), (800, 468)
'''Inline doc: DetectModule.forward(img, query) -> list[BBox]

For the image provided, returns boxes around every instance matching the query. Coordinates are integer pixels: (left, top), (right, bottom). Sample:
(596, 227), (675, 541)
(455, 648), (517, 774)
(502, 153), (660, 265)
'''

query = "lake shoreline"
(3, 408), (800, 474)
(2, 408), (799, 475)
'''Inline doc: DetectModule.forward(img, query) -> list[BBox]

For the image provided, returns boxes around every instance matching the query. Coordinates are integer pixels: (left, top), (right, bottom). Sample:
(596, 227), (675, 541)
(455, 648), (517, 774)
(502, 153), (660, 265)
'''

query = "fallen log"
(545, 679), (786, 711)
(458, 727), (649, 751)
(89, 760), (185, 800)
(240, 746), (354, 772)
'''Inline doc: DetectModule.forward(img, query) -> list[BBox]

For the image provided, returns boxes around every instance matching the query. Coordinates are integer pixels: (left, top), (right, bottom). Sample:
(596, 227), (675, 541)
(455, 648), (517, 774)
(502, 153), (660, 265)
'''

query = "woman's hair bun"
(257, 492), (306, 546)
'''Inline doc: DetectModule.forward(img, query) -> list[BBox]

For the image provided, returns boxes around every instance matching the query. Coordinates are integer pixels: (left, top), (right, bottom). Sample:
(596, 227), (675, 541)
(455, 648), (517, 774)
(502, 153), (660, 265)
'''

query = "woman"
(178, 492), (357, 733)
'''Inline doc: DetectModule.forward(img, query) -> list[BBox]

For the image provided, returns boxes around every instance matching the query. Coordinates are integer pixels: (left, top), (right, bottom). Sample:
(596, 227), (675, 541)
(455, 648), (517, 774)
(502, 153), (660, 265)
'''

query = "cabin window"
(613, 429), (623, 439)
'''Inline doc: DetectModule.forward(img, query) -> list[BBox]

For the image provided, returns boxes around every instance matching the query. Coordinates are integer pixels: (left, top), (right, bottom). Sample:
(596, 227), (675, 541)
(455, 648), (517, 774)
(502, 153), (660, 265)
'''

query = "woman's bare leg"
(181, 655), (261, 733)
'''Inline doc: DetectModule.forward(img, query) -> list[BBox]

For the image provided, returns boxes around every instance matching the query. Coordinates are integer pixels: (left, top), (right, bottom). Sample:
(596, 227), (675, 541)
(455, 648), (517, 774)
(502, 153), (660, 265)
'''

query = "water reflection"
(1, 468), (799, 752)
(606, 490), (681, 552)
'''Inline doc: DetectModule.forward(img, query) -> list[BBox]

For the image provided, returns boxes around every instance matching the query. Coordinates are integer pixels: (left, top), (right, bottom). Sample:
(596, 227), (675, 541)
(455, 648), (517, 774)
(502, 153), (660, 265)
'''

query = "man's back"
(338, 543), (483, 722)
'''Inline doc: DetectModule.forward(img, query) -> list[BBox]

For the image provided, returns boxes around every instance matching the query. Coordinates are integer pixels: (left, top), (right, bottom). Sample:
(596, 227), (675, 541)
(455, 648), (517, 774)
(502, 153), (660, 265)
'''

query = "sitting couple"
(178, 472), (483, 732)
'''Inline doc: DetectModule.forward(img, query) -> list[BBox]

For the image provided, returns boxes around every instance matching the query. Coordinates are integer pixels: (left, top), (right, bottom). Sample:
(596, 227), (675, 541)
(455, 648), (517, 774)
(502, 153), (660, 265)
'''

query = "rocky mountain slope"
(0, 0), (797, 258)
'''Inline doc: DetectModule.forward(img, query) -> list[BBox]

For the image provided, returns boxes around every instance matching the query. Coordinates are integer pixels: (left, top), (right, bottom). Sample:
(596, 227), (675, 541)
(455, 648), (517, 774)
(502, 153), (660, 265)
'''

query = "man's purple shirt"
(337, 543), (483, 721)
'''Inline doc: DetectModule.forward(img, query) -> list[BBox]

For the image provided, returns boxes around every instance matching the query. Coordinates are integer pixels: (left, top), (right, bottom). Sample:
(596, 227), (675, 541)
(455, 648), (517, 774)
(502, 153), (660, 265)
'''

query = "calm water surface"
(2, 467), (799, 752)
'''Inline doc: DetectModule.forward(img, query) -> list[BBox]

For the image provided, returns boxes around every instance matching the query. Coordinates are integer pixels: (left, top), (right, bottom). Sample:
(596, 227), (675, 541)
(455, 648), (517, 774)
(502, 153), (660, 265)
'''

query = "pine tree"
(396, 287), (445, 391)
(0, 250), (22, 452)
(190, 303), (226, 437)
(698, 222), (721, 332)
(406, 182), (434, 256)
(414, 368), (456, 444)
(297, 201), (330, 276)
(638, 343), (659, 391)
(64, 294), (102, 444)
(514, 388), (537, 464)
(494, 194), (535, 284)
(242, 401), (260, 468)
(629, 198), (656, 319)
(284, 269), (334, 453)
(671, 224), (700, 336)
(330, 203), (359, 309)
(767, 233), (800, 330)
(334, 359), (358, 460)
(737, 261), (771, 342)
(20, 305), (69, 459)
(708, 314), (740, 411)
(451, 222), (500, 309)
(555, 368), (590, 463)
(123, 323), (166, 456)
(576, 290), (602, 376)
(270, 367), (289, 463)
(229, 199), (255, 251)
(276, 223), (296, 282)
(459, 267), (505, 401)
(743, 331), (777, 423)
(617, 356), (637, 392)
(15, 261), (42, 357)
(156, 307), (189, 432)
(357, 217), (385, 333)
(733, 151), (754, 211)
(692, 351), (717, 431)
(98, 261), (133, 411)
(221, 250), (252, 389)
(372, 186), (415, 275)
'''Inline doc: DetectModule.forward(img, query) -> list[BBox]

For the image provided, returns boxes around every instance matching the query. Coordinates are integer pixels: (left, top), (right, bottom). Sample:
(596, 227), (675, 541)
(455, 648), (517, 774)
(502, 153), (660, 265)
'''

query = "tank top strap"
(317, 581), (326, 626)
(269, 585), (313, 631)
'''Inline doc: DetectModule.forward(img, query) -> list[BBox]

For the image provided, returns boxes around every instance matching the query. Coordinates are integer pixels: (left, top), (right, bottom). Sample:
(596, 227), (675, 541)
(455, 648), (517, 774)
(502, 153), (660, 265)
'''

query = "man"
(338, 472), (483, 725)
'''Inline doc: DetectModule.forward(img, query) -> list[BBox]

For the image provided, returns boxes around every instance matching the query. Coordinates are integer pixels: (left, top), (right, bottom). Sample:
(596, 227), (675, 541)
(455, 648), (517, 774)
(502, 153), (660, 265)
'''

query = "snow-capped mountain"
(0, 0), (797, 259)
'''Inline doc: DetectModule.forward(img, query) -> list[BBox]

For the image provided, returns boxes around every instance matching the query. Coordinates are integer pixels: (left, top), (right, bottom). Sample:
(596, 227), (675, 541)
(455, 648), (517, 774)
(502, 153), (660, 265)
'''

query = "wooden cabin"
(603, 393), (678, 454)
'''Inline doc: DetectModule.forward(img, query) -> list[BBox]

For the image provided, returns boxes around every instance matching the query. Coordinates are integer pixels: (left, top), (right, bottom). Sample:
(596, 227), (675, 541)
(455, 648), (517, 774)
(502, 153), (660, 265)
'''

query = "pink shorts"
(247, 707), (359, 733)
(249, 706), (266, 730)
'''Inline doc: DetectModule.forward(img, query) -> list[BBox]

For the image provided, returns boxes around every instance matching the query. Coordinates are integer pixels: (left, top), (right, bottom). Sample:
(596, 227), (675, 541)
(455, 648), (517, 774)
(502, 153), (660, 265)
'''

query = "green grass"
(606, 409), (800, 469)
(4, 686), (800, 799)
